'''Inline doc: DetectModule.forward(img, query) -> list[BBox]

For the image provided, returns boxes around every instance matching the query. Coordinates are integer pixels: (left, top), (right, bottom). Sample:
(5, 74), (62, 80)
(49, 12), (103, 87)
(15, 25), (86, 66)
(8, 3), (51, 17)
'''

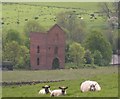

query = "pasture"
(2, 66), (118, 97)
(1, 2), (118, 98)
(2, 2), (107, 33)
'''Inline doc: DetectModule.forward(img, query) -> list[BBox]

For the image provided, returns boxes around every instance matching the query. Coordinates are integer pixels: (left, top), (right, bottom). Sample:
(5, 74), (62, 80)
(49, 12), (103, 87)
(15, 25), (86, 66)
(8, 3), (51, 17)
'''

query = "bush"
(84, 50), (94, 64)
(84, 30), (112, 66)
(93, 50), (103, 66)
(78, 64), (98, 69)
(65, 62), (98, 69)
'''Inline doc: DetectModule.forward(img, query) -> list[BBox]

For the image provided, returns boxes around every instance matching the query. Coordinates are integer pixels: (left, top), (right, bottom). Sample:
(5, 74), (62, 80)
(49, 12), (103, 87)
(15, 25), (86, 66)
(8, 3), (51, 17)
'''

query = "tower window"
(54, 46), (58, 55)
(37, 58), (40, 65)
(37, 46), (40, 53)
(56, 33), (59, 40)
(49, 47), (50, 50)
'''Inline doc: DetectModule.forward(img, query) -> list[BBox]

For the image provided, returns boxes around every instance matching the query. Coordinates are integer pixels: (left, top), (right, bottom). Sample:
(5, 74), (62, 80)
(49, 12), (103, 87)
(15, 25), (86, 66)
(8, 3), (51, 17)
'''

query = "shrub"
(93, 50), (103, 66)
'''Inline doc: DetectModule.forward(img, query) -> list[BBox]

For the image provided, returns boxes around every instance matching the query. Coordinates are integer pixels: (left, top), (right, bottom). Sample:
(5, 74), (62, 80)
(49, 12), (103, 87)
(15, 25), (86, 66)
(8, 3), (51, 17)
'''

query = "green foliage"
(2, 28), (30, 69)
(84, 50), (94, 64)
(3, 41), (30, 69)
(24, 38), (30, 48)
(69, 42), (85, 66)
(5, 29), (22, 44)
(104, 21), (118, 53)
(65, 63), (97, 69)
(57, 11), (86, 43)
(65, 42), (73, 63)
(117, 30), (120, 51)
(80, 64), (97, 69)
(84, 30), (112, 65)
(93, 50), (103, 66)
(98, 2), (118, 19)
(24, 20), (45, 37)
(17, 46), (30, 69)
(2, 2), (117, 69)
(3, 41), (20, 67)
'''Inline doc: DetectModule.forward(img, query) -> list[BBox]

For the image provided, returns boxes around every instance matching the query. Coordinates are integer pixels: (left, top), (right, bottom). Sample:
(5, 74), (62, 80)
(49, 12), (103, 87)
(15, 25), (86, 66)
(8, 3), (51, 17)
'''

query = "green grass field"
(2, 66), (118, 97)
(2, 2), (107, 33)
(1, 2), (118, 97)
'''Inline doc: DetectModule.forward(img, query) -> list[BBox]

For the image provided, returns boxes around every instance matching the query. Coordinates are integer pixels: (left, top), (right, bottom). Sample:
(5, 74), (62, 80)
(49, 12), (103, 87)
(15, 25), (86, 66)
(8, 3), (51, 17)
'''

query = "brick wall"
(30, 24), (65, 70)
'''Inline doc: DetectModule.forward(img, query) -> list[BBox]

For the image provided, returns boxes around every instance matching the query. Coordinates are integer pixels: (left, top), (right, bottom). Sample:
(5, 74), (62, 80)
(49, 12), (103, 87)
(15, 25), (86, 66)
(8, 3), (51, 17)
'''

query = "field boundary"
(1, 79), (65, 86)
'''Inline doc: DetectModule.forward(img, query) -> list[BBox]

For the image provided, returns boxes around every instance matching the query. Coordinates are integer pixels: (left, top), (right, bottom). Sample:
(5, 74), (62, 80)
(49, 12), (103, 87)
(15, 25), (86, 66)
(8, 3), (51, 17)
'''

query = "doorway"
(52, 57), (60, 69)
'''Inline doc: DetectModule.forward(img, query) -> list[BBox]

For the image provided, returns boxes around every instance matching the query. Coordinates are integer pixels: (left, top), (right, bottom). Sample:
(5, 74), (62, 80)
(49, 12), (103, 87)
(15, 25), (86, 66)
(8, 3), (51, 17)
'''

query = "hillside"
(2, 2), (106, 33)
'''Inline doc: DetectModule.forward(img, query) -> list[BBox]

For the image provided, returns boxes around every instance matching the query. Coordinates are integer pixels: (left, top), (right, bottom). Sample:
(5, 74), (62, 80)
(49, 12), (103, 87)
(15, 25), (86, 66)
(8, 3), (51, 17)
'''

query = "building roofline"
(30, 24), (64, 37)
(48, 24), (64, 33)
(30, 32), (47, 34)
(30, 32), (47, 37)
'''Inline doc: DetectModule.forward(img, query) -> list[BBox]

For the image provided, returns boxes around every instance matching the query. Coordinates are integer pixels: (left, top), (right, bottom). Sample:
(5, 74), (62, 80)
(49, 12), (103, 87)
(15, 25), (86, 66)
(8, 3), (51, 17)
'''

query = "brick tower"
(30, 24), (65, 70)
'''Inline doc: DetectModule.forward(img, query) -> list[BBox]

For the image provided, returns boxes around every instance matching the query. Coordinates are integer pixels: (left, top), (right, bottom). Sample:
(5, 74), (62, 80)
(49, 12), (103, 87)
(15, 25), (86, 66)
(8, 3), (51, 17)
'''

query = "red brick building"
(30, 24), (65, 70)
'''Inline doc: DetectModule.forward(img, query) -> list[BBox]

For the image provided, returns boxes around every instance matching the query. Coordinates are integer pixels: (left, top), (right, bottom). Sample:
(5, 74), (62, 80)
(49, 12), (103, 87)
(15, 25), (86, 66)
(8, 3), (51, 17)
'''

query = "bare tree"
(99, 2), (118, 18)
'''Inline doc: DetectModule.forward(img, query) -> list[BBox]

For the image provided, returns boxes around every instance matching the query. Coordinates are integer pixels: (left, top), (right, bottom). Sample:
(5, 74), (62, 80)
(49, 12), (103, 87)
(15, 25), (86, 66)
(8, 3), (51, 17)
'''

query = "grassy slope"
(2, 3), (117, 97)
(2, 2), (106, 33)
(2, 66), (118, 97)
(25, 2), (99, 9)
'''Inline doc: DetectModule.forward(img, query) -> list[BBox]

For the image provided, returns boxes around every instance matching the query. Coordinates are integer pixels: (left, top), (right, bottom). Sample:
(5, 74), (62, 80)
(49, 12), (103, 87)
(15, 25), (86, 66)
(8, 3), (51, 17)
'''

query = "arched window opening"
(56, 33), (59, 40)
(54, 46), (58, 55)
(37, 58), (40, 65)
(37, 46), (40, 53)
(52, 57), (60, 69)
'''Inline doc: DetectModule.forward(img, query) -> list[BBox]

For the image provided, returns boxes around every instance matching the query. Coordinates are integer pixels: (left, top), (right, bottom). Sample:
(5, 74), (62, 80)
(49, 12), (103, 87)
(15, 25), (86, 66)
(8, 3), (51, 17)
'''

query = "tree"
(119, 2), (120, 29)
(65, 42), (73, 63)
(84, 50), (94, 64)
(3, 41), (30, 69)
(84, 30), (112, 65)
(93, 50), (103, 66)
(3, 41), (20, 67)
(117, 30), (120, 54)
(17, 46), (30, 69)
(24, 20), (45, 49)
(69, 42), (85, 66)
(98, 2), (118, 54)
(5, 29), (22, 44)
(99, 2), (118, 30)
(24, 20), (45, 37)
(99, 2), (118, 19)
(103, 30), (118, 54)
(57, 11), (86, 43)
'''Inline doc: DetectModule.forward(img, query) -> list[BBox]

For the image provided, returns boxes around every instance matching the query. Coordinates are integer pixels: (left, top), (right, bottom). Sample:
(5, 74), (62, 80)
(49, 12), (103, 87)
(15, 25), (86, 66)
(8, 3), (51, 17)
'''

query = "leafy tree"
(84, 50), (94, 64)
(84, 30), (112, 65)
(17, 46), (30, 69)
(98, 2), (118, 54)
(93, 50), (103, 66)
(69, 42), (85, 66)
(65, 42), (73, 63)
(3, 41), (30, 69)
(118, 31), (120, 49)
(24, 20), (45, 37)
(5, 29), (22, 44)
(3, 41), (20, 67)
(117, 30), (120, 54)
(2, 29), (30, 69)
(99, 2), (118, 19)
(57, 11), (86, 43)
(24, 20), (45, 49)
(103, 30), (118, 53)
